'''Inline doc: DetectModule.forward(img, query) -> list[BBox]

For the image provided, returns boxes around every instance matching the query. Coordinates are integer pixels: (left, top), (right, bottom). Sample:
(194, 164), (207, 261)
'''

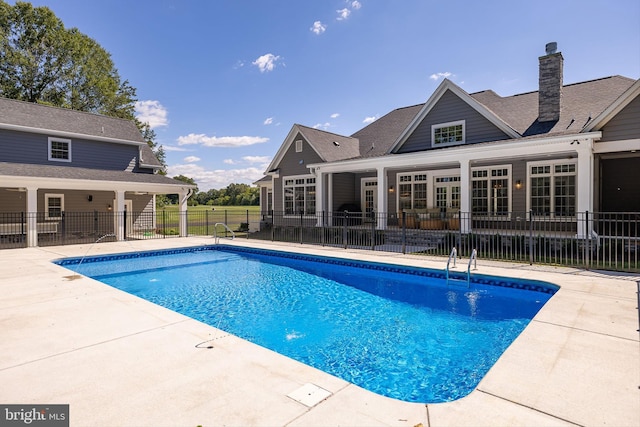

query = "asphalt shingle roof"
(0, 97), (146, 143)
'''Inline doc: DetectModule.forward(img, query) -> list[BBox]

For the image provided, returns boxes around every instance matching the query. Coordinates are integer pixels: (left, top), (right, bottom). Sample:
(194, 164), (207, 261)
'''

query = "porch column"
(314, 169), (324, 226)
(115, 190), (126, 241)
(327, 173), (334, 226)
(459, 158), (471, 233)
(179, 189), (191, 237)
(376, 166), (388, 229)
(576, 141), (594, 238)
(26, 187), (38, 247)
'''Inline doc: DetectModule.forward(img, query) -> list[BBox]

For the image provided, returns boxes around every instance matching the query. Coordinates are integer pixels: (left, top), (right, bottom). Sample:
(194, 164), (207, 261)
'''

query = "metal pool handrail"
(446, 247), (457, 285)
(214, 223), (235, 243)
(466, 249), (477, 286)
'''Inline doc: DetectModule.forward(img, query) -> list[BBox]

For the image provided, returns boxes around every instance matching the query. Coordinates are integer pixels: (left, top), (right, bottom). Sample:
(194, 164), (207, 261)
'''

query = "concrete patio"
(0, 237), (638, 426)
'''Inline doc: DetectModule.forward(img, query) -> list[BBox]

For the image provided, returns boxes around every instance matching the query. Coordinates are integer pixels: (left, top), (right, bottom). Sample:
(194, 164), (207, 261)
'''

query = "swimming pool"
(55, 245), (558, 403)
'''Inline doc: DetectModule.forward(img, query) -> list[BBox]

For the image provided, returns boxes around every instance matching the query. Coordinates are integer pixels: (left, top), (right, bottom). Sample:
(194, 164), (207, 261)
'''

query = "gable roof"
(389, 79), (521, 153)
(471, 75), (637, 137)
(350, 104), (423, 158)
(0, 96), (146, 145)
(583, 78), (640, 131)
(265, 124), (359, 173)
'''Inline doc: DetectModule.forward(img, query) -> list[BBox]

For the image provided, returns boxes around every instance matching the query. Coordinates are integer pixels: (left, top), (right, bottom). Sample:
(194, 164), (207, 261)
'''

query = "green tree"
(0, 1), (165, 172)
(0, 1), (136, 118)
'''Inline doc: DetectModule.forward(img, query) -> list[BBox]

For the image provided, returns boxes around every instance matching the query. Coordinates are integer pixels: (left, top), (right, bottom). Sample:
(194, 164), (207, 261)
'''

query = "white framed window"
(266, 188), (273, 213)
(295, 140), (303, 153)
(432, 120), (465, 146)
(283, 175), (315, 215)
(48, 137), (72, 162)
(527, 160), (577, 217)
(397, 172), (428, 210)
(45, 193), (64, 219)
(471, 165), (511, 216)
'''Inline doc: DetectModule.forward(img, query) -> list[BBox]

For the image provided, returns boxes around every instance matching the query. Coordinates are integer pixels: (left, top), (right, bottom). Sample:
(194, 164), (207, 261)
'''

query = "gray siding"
(0, 128), (139, 170)
(397, 90), (511, 153)
(511, 160), (528, 212)
(598, 95), (640, 142)
(277, 133), (324, 176)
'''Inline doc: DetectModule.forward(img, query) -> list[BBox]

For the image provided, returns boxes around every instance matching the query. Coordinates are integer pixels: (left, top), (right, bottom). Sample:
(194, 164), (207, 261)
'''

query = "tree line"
(161, 176), (259, 207)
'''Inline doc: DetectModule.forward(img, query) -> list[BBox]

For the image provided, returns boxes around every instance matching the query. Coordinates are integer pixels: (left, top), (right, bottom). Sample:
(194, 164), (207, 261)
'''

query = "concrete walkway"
(0, 238), (638, 426)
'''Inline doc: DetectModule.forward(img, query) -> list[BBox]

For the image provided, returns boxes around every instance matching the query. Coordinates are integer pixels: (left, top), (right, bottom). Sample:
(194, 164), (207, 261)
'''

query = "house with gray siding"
(258, 43), (640, 236)
(0, 98), (195, 247)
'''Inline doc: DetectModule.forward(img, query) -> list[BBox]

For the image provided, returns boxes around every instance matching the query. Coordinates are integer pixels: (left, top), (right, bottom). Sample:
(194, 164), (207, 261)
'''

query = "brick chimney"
(538, 42), (563, 122)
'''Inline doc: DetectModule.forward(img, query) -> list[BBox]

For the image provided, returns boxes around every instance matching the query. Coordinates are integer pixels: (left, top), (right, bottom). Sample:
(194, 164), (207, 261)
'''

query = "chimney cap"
(545, 42), (558, 55)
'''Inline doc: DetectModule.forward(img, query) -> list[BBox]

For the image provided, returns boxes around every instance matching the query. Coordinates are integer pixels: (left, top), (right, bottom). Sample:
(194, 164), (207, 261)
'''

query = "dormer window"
(432, 120), (465, 146)
(48, 137), (72, 162)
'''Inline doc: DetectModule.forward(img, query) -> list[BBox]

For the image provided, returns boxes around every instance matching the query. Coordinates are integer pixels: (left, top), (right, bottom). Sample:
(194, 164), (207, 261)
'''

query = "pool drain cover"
(287, 383), (332, 407)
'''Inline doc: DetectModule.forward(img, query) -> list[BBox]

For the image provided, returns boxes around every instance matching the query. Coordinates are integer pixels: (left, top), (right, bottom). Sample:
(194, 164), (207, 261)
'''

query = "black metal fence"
(1, 210), (638, 272)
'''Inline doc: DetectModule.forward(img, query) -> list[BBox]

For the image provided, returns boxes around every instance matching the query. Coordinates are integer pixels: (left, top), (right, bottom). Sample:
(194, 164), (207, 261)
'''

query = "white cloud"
(263, 117), (274, 125)
(313, 122), (331, 130)
(163, 145), (189, 152)
(183, 156), (200, 163)
(363, 116), (377, 124)
(351, 1), (361, 10)
(310, 21), (327, 35)
(243, 155), (271, 164)
(330, 113), (340, 118)
(166, 163), (265, 191)
(223, 159), (236, 165)
(134, 100), (168, 128)
(336, 8), (350, 20)
(252, 53), (281, 73)
(430, 72), (452, 81)
(177, 133), (269, 147)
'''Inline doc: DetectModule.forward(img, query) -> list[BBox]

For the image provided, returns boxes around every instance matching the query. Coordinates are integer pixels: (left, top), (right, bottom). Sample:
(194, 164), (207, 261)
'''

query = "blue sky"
(21, 0), (640, 191)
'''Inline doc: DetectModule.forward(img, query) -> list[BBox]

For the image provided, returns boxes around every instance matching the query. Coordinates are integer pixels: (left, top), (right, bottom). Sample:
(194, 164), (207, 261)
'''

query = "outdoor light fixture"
(107, 204), (112, 211)
(87, 195), (93, 202)
(389, 185), (395, 193)
(515, 180), (523, 190)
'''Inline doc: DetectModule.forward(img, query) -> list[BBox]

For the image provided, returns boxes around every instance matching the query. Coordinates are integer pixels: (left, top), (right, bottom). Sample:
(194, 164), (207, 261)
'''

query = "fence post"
(162, 210), (166, 239)
(206, 210), (209, 236)
(246, 209), (250, 239)
(299, 211), (304, 245)
(224, 210), (228, 238)
(343, 211), (348, 249)
(401, 211), (406, 254)
(271, 210), (275, 242)
(371, 211), (376, 251)
(529, 209), (533, 265)
(321, 211), (326, 247)
(585, 211), (590, 270)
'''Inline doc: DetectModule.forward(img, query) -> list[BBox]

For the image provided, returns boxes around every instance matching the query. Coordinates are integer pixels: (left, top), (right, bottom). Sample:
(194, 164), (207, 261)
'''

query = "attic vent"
(332, 141), (340, 146)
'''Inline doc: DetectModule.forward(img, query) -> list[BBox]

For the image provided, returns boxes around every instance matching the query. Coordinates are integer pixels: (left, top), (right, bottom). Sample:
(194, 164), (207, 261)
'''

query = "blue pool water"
(55, 245), (557, 403)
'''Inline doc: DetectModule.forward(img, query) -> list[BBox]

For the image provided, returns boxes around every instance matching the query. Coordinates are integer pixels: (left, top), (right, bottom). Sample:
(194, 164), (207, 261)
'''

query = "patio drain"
(287, 383), (332, 407)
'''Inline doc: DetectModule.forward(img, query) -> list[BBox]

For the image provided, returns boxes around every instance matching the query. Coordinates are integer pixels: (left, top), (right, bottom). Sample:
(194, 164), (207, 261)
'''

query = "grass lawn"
(156, 205), (260, 236)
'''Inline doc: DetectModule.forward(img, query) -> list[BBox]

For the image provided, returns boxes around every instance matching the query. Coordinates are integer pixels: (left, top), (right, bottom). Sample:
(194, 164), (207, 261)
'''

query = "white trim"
(0, 175), (193, 194)
(360, 178), (378, 213)
(282, 173), (316, 216)
(593, 138), (640, 154)
(431, 120), (465, 147)
(525, 158), (578, 218)
(44, 193), (64, 220)
(0, 123), (146, 146)
(470, 164), (513, 218)
(295, 139), (303, 152)
(389, 79), (520, 153)
(584, 79), (640, 131)
(48, 137), (72, 162)
(309, 132), (601, 174)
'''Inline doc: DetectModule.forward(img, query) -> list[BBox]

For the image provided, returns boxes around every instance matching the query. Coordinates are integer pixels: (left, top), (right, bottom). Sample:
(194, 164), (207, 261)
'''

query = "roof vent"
(545, 42), (557, 55)
(332, 141), (340, 146)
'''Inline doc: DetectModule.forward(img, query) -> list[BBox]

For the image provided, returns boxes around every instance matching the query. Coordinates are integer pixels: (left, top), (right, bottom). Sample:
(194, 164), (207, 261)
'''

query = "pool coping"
(0, 237), (638, 426)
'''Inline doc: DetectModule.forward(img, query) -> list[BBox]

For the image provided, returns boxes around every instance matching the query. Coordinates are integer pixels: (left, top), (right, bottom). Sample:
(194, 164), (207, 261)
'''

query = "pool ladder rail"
(213, 223), (236, 244)
(446, 247), (477, 288)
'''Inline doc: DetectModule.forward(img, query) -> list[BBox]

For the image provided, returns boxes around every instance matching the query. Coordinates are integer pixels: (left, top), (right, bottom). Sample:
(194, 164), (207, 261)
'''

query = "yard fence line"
(0, 210), (638, 273)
